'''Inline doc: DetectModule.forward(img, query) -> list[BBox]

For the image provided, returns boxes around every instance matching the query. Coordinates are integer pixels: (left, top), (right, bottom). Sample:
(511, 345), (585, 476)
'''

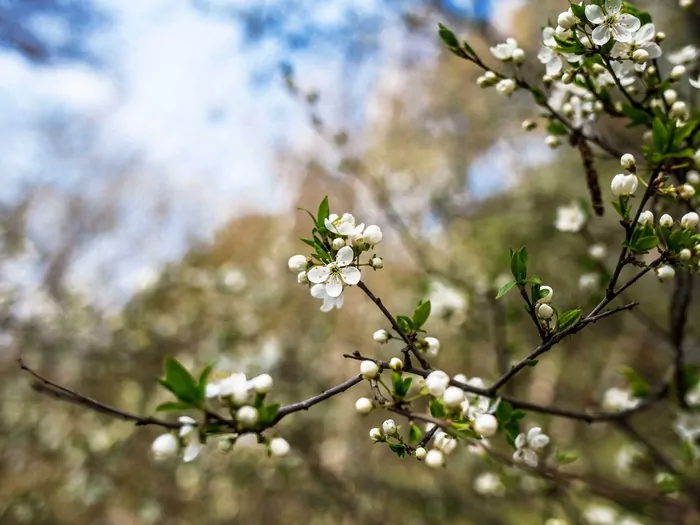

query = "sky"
(0, 0), (527, 312)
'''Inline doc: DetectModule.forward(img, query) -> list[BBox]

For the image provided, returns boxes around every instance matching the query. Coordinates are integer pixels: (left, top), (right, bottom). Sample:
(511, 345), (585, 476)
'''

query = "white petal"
(333, 294), (344, 309)
(527, 427), (542, 441)
(320, 297), (334, 312)
(537, 46), (554, 63)
(546, 56), (563, 76)
(513, 449), (524, 463)
(183, 438), (202, 463)
(612, 25), (634, 44)
(644, 43), (662, 59)
(530, 434), (551, 450)
(341, 266), (361, 285)
(606, 0), (621, 14)
(616, 14), (640, 33)
(307, 265), (330, 283)
(178, 416), (197, 425)
(524, 449), (539, 467)
(337, 223), (356, 235)
(610, 42), (627, 58)
(690, 76), (700, 89)
(591, 25), (611, 46)
(325, 275), (343, 297)
(310, 283), (327, 299)
(514, 433), (527, 449)
(635, 23), (655, 45)
(324, 218), (338, 234)
(335, 246), (354, 266)
(585, 5), (604, 24)
(205, 383), (220, 398)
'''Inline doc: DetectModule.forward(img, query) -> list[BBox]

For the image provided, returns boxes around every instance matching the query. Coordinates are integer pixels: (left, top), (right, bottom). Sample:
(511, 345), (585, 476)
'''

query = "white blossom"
(537, 303), (554, 320)
(324, 213), (364, 237)
(686, 382), (700, 406)
(555, 203), (586, 232)
(638, 210), (654, 226)
(557, 9), (578, 30)
(297, 271), (308, 284)
(691, 76), (700, 89)
(360, 360), (380, 379)
(288, 254), (308, 272)
(251, 374), (273, 394)
(611, 173), (639, 196)
(310, 283), (344, 312)
(179, 417), (203, 462)
(474, 472), (505, 496)
(513, 427), (550, 467)
(680, 249), (692, 261)
(434, 430), (457, 455)
(355, 397), (374, 415)
(584, 505), (617, 525)
(363, 225), (383, 245)
(474, 413), (499, 437)
(668, 45), (699, 65)
(663, 89), (678, 105)
(588, 244), (607, 260)
(269, 437), (290, 457)
(671, 65), (687, 80)
(670, 101), (689, 120)
(426, 370), (451, 397)
(382, 419), (398, 436)
(620, 153), (636, 170)
(152, 433), (179, 460)
(496, 78), (517, 96)
(537, 286), (554, 304)
(236, 406), (259, 427)
(424, 449), (445, 468)
(681, 212), (699, 229)
(680, 0), (695, 9)
(415, 447), (427, 459)
(369, 427), (383, 442)
(370, 257), (384, 269)
(206, 372), (251, 405)
(656, 265), (676, 281)
(307, 246), (360, 298)
(603, 387), (640, 412)
(442, 386), (465, 407)
(679, 184), (696, 200)
(332, 237), (345, 250)
(389, 357), (403, 371)
(424, 337), (440, 356)
(687, 171), (700, 185)
(585, 0), (640, 46)
(612, 24), (661, 63)
(545, 135), (561, 149)
(579, 273), (599, 291)
(659, 214), (674, 228)
(490, 38), (519, 61)
(373, 329), (389, 343)
(428, 280), (467, 320)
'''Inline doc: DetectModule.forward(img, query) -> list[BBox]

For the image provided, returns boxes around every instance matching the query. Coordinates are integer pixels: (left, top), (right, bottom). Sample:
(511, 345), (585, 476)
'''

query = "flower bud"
(389, 357), (403, 371)
(355, 397), (374, 415)
(557, 11), (576, 30)
(545, 135), (561, 149)
(236, 406), (259, 427)
(424, 337), (440, 357)
(442, 386), (465, 407)
(660, 214), (674, 228)
(687, 170), (700, 185)
(426, 370), (450, 397)
(434, 431), (457, 455)
(512, 48), (526, 64)
(638, 210), (654, 226)
(369, 427), (383, 442)
(496, 78), (517, 96)
(681, 212), (699, 229)
(218, 438), (234, 454)
(537, 285), (553, 304)
(620, 153), (636, 170)
(588, 244), (607, 260)
(269, 437), (290, 457)
(415, 447), (427, 459)
(592, 63), (606, 75)
(425, 449), (445, 468)
(382, 419), (398, 436)
(646, 65), (657, 77)
(453, 373), (467, 384)
(561, 71), (574, 84)
(297, 271), (308, 284)
(656, 265), (676, 281)
(152, 433), (179, 460)
(251, 373), (273, 394)
(288, 254), (308, 272)
(332, 237), (345, 250)
(363, 225), (383, 245)
(670, 101), (688, 119)
(373, 329), (389, 343)
(680, 249), (692, 261)
(477, 76), (490, 88)
(632, 49), (649, 64)
(663, 89), (678, 105)
(522, 119), (537, 131)
(695, 149), (700, 167)
(474, 413), (499, 437)
(643, 130), (653, 144)
(670, 65), (687, 80)
(360, 360), (380, 379)
(370, 256), (384, 269)
(611, 173), (639, 196)
(680, 0), (694, 8)
(679, 184), (696, 200)
(655, 31), (666, 42)
(537, 303), (554, 320)
(562, 102), (574, 116)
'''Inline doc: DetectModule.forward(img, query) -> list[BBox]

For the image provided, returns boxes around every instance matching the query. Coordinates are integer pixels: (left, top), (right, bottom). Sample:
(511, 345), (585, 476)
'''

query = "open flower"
(310, 283), (344, 312)
(555, 203), (586, 232)
(611, 23), (662, 63)
(513, 427), (550, 467)
(585, 0), (640, 45)
(307, 246), (361, 297)
(490, 38), (519, 60)
(537, 27), (582, 75)
(179, 416), (202, 462)
(324, 213), (364, 237)
(205, 372), (251, 404)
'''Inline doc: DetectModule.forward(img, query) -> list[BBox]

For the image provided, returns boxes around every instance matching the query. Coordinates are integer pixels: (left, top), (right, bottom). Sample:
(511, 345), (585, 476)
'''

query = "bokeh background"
(1, 1), (700, 523)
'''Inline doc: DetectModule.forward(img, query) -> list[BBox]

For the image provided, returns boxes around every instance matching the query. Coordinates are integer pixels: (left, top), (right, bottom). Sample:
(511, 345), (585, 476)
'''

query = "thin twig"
(274, 375), (364, 422)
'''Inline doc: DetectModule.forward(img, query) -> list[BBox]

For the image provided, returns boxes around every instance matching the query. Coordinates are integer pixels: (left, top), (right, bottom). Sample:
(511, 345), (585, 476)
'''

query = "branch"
(274, 374), (364, 422)
(670, 269), (693, 409)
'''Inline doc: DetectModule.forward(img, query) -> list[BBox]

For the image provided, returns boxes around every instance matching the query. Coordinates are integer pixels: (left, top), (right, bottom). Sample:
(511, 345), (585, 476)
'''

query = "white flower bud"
(426, 370), (450, 397)
(632, 49), (649, 64)
(562, 102), (574, 116)
(656, 265), (676, 281)
(695, 149), (700, 167)
(655, 31), (666, 41)
(442, 386), (465, 407)
(561, 71), (574, 84)
(557, 11), (576, 29)
(680, 249), (692, 261)
(152, 433), (179, 460)
(369, 427), (383, 442)
(382, 419), (398, 436)
(592, 63), (606, 75)
(332, 237), (345, 250)
(477, 76), (489, 88)
(484, 71), (497, 82)
(370, 256), (384, 269)
(681, 212), (699, 229)
(453, 373), (467, 384)
(537, 286), (553, 304)
(588, 244), (607, 260)
(415, 447), (427, 459)
(542, 74), (554, 85)
(218, 438), (234, 454)
(688, 170), (700, 185)
(424, 337), (440, 357)
(537, 303), (554, 320)
(363, 225), (383, 245)
(297, 271), (308, 284)
(269, 437), (290, 457)
(355, 397), (374, 415)
(236, 406), (259, 427)
(288, 254), (307, 272)
(389, 357), (403, 371)
(522, 119), (537, 131)
(251, 373), (273, 394)
(680, 0), (694, 8)
(670, 101), (688, 119)
(474, 413), (499, 437)
(545, 135), (561, 149)
(679, 184), (696, 200)
(660, 214), (674, 228)
(670, 65), (687, 80)
(373, 329), (389, 343)
(435, 431), (457, 455)
(512, 48), (526, 64)
(646, 65), (657, 77)
(620, 153), (636, 170)
(611, 173), (639, 197)
(663, 89), (678, 105)
(643, 130), (654, 144)
(425, 449), (445, 468)
(360, 360), (380, 379)
(638, 210), (654, 226)
(496, 78), (517, 96)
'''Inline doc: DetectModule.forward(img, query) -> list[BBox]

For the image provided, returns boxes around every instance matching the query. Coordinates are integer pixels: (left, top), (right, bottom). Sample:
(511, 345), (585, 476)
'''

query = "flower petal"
(606, 0), (621, 14)
(341, 266), (361, 285)
(307, 265), (330, 283)
(635, 23), (655, 45)
(514, 433), (527, 449)
(690, 76), (700, 89)
(530, 434), (551, 450)
(324, 218), (338, 233)
(183, 438), (202, 463)
(325, 275), (343, 297)
(513, 449), (524, 463)
(616, 14), (640, 33)
(644, 43), (662, 59)
(610, 42), (627, 59)
(310, 283), (327, 299)
(526, 427), (542, 441)
(523, 449), (539, 467)
(333, 294), (344, 309)
(546, 56), (563, 76)
(335, 246), (354, 266)
(611, 24), (633, 44)
(585, 5), (604, 24)
(320, 297), (334, 312)
(591, 25), (611, 46)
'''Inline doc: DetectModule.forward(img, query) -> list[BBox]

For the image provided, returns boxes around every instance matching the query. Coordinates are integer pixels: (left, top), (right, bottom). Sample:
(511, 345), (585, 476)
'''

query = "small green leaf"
(656, 473), (680, 495)
(527, 359), (539, 367)
(557, 308), (582, 332)
(620, 366), (650, 398)
(546, 120), (568, 136)
(197, 361), (216, 399)
(155, 401), (193, 412)
(652, 117), (668, 153)
(388, 443), (406, 458)
(555, 449), (579, 465)
(569, 1), (586, 20)
(496, 281), (517, 299)
(630, 235), (659, 253)
(495, 400), (513, 423)
(409, 424), (423, 445)
(531, 87), (547, 106)
(317, 196), (330, 228)
(162, 357), (199, 403)
(430, 398), (445, 418)
(412, 300), (431, 329)
(510, 247), (528, 283)
(298, 207), (318, 227)
(397, 315), (414, 333)
(257, 404), (280, 427)
(437, 23), (459, 49)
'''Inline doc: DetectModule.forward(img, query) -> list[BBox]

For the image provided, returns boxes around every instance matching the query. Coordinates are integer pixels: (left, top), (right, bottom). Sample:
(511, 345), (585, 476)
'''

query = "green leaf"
(257, 404), (280, 427)
(429, 398), (445, 418)
(652, 117), (668, 153)
(197, 361), (216, 399)
(557, 308), (582, 332)
(437, 23), (459, 49)
(667, 229), (685, 253)
(656, 473), (680, 495)
(392, 372), (412, 399)
(297, 207), (318, 227)
(621, 104), (653, 128)
(317, 196), (330, 228)
(397, 315), (414, 333)
(630, 235), (659, 254)
(388, 443), (406, 458)
(546, 120), (568, 136)
(496, 281), (517, 299)
(155, 401), (194, 412)
(409, 424), (423, 445)
(161, 357), (199, 403)
(412, 300), (431, 330)
(531, 87), (547, 106)
(495, 400), (513, 423)
(510, 247), (528, 283)
(620, 367), (650, 398)
(569, 1), (586, 20)
(555, 449), (579, 465)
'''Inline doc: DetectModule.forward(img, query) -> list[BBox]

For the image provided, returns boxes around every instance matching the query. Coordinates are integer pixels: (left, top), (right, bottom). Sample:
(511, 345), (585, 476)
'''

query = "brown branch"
(670, 269), (693, 409)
